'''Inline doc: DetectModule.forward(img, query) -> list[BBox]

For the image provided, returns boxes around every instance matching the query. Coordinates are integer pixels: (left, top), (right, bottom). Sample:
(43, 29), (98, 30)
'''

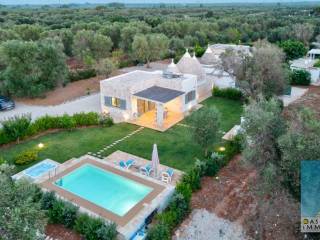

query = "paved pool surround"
(39, 153), (181, 239)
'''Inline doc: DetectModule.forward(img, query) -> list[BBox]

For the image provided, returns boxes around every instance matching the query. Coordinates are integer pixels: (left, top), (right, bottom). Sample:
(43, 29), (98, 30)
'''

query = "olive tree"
(187, 107), (221, 156)
(241, 97), (285, 189)
(292, 23), (314, 46)
(0, 164), (46, 240)
(278, 108), (320, 197)
(95, 58), (116, 78)
(73, 30), (113, 62)
(222, 40), (288, 99)
(132, 33), (169, 68)
(0, 40), (68, 97)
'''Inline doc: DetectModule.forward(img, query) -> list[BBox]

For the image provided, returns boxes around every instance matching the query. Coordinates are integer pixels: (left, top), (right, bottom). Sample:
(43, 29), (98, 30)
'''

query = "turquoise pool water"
(55, 164), (153, 216)
(24, 161), (57, 178)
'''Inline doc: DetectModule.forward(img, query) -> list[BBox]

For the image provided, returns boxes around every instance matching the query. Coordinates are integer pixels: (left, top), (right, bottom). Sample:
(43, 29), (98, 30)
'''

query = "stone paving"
(87, 126), (145, 159)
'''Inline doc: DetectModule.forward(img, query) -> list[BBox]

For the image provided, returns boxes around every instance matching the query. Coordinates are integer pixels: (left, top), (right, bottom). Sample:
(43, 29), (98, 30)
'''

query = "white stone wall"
(310, 68), (320, 83)
(100, 71), (199, 122)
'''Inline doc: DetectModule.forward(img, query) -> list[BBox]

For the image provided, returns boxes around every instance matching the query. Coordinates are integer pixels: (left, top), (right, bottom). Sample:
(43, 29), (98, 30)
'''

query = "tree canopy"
(0, 164), (46, 240)
(0, 40), (68, 97)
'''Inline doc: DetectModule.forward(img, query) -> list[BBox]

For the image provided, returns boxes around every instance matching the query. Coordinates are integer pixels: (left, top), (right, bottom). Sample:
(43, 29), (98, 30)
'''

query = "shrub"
(202, 153), (224, 176)
(181, 168), (201, 191)
(167, 193), (190, 225)
(212, 87), (243, 100)
(1, 114), (31, 142)
(175, 182), (192, 202)
(73, 112), (99, 126)
(27, 115), (57, 135)
(290, 69), (311, 86)
(14, 149), (38, 165)
(56, 114), (76, 129)
(99, 113), (114, 127)
(0, 112), (102, 146)
(156, 211), (177, 231)
(68, 68), (96, 82)
(48, 200), (78, 228)
(74, 213), (117, 240)
(95, 222), (117, 240)
(314, 60), (320, 68)
(194, 44), (205, 57)
(0, 129), (11, 145)
(40, 191), (56, 210)
(146, 223), (170, 240)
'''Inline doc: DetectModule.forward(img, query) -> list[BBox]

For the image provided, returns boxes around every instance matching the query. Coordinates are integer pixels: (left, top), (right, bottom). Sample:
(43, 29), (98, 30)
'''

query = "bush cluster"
(314, 60), (320, 68)
(1, 114), (31, 143)
(290, 69), (311, 86)
(41, 192), (117, 240)
(68, 68), (97, 82)
(212, 87), (243, 101)
(0, 112), (106, 146)
(147, 137), (242, 239)
(14, 149), (39, 165)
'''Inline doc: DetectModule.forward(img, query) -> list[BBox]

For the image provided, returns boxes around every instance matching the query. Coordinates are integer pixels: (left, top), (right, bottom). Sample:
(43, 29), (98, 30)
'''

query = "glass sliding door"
(137, 99), (155, 116)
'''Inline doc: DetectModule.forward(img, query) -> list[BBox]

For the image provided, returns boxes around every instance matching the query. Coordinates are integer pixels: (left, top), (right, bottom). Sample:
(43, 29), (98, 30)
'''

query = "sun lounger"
(161, 168), (174, 183)
(140, 164), (153, 176)
(119, 159), (135, 169)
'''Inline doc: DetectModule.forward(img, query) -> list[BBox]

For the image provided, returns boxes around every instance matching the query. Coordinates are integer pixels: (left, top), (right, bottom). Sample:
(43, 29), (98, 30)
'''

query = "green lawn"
(1, 97), (243, 172)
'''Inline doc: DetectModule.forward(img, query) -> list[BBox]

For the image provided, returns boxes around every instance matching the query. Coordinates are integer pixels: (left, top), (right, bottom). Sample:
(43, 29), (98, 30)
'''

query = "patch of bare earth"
(15, 71), (121, 106)
(175, 155), (301, 240)
(285, 86), (320, 119)
(45, 224), (83, 240)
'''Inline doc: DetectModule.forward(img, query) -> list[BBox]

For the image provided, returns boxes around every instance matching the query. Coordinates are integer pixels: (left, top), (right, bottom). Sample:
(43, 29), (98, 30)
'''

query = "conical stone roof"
(177, 49), (206, 80)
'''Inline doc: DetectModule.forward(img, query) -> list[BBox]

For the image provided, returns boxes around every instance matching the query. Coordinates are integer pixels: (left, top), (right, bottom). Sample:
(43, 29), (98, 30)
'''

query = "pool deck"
(38, 151), (183, 239)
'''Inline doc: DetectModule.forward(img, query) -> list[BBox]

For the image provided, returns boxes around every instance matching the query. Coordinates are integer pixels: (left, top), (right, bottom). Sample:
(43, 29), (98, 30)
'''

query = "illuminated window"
(112, 97), (121, 108)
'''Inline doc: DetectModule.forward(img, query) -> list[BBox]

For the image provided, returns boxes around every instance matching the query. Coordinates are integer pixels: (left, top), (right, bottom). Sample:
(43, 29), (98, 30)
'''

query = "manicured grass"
(1, 124), (138, 172)
(1, 97), (243, 172)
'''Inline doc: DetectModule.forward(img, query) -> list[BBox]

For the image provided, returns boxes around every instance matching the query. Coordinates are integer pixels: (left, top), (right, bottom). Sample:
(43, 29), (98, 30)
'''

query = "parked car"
(0, 96), (15, 111)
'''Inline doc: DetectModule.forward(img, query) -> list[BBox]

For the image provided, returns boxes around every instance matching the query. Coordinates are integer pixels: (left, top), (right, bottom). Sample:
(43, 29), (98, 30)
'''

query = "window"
(104, 96), (126, 110)
(112, 97), (121, 108)
(185, 90), (196, 104)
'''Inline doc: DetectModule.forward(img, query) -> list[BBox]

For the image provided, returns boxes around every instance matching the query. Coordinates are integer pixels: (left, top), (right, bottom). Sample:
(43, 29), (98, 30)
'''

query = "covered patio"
(130, 86), (185, 132)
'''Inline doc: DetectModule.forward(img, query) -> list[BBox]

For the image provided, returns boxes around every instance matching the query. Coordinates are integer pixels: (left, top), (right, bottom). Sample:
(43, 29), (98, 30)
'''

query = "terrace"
(24, 152), (183, 239)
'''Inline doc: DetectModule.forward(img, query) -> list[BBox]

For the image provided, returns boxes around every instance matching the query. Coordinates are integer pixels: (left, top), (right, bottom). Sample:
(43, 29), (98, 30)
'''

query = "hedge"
(212, 87), (243, 101)
(0, 112), (113, 146)
(290, 69), (311, 86)
(41, 191), (117, 240)
(146, 137), (242, 240)
(68, 68), (97, 82)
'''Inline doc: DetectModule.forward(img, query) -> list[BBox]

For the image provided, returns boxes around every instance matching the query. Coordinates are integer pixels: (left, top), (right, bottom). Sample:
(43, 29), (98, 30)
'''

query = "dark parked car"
(0, 96), (15, 111)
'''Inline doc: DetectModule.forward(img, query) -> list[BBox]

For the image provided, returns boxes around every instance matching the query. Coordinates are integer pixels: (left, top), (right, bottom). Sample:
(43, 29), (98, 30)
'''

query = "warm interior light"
(38, 143), (44, 149)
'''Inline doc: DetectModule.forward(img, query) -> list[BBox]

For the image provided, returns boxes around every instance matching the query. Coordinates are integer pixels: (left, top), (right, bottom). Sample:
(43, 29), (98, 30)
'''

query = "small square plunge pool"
(54, 163), (153, 216)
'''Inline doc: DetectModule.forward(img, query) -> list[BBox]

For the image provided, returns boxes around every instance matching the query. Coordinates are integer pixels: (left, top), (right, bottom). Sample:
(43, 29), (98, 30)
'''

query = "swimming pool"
(24, 160), (58, 178)
(55, 163), (153, 216)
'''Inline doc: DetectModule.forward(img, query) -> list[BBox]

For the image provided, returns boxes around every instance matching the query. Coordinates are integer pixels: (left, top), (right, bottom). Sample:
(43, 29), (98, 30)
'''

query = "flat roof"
(308, 49), (320, 55)
(133, 86), (185, 103)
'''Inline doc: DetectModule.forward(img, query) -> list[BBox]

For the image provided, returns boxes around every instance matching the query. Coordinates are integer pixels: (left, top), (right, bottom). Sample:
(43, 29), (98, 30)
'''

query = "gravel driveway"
(0, 93), (100, 123)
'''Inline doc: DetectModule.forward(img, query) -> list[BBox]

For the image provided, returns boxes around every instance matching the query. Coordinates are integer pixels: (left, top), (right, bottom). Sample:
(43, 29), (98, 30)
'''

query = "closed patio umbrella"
(151, 143), (160, 178)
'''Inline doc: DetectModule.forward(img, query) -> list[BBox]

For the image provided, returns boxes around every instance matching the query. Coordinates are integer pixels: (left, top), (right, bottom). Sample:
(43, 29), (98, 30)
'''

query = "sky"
(1, 0), (320, 5)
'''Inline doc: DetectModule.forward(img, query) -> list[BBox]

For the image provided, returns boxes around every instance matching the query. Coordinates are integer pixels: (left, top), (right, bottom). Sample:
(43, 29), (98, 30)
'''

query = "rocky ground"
(175, 155), (301, 240)
(174, 209), (250, 240)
